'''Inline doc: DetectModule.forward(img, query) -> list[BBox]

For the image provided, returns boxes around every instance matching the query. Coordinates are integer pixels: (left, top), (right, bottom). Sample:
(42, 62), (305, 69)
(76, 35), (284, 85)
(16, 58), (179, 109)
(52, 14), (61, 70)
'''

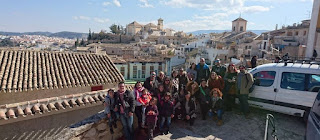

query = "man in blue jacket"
(196, 58), (210, 84)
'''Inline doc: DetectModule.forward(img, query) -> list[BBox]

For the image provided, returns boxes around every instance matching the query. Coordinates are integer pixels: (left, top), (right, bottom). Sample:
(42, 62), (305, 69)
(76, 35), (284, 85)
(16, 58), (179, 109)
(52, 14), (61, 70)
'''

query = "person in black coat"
(159, 92), (174, 134)
(195, 79), (211, 120)
(251, 56), (257, 68)
(182, 92), (197, 126)
(209, 88), (224, 126)
(114, 82), (135, 140)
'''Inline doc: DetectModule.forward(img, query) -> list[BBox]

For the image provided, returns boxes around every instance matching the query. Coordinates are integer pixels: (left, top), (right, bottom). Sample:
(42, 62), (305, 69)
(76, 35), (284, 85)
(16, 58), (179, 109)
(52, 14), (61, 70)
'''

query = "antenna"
(240, 12), (242, 18)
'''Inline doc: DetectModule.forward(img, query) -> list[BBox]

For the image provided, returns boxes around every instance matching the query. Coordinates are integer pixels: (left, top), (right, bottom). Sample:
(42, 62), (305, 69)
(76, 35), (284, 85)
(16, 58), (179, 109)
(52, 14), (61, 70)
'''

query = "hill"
(189, 30), (269, 35)
(0, 31), (87, 39)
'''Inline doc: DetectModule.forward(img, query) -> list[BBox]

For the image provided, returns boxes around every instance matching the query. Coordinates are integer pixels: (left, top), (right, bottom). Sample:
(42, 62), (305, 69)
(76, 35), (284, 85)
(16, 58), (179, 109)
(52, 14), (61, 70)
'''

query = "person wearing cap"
(177, 68), (188, 86)
(195, 78), (211, 120)
(196, 58), (210, 84)
(236, 65), (253, 118)
(159, 92), (174, 134)
(223, 63), (238, 111)
(211, 59), (226, 78)
(104, 89), (119, 134)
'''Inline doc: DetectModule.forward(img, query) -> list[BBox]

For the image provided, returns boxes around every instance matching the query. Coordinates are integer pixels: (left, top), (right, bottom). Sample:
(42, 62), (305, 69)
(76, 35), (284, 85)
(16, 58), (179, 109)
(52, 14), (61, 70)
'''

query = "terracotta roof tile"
(0, 86), (135, 123)
(0, 50), (124, 92)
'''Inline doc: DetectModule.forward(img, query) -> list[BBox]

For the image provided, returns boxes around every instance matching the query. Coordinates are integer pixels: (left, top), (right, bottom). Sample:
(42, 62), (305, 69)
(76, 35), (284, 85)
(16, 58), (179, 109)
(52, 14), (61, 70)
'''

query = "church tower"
(157, 18), (163, 30)
(232, 16), (247, 34)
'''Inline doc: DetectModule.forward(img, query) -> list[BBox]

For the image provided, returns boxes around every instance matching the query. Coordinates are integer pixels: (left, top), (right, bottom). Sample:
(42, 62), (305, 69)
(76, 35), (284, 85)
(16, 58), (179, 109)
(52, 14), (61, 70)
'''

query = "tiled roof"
(0, 50), (124, 92)
(233, 17), (247, 22)
(0, 85), (134, 123)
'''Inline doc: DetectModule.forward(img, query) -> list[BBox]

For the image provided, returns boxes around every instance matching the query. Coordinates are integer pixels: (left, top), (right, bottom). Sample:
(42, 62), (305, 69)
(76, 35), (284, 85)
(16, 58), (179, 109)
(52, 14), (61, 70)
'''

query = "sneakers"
(217, 120), (223, 126)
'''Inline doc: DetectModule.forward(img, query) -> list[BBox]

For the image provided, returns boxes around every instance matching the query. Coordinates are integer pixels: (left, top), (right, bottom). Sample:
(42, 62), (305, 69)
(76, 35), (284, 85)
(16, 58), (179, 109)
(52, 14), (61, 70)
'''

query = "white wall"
(306, 0), (320, 58)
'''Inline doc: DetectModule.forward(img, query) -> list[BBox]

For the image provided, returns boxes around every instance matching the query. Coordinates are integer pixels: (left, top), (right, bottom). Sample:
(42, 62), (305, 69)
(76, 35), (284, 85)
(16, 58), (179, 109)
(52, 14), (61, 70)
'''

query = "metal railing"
(264, 114), (278, 140)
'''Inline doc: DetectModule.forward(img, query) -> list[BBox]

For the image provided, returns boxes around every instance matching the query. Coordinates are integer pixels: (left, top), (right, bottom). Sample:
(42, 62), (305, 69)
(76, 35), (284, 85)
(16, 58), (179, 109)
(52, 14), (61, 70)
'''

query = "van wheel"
(303, 110), (310, 122)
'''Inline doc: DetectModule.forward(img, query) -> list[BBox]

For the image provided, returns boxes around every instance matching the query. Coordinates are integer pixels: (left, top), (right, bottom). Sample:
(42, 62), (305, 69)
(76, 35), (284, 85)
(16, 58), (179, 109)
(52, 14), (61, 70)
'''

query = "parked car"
(306, 90), (320, 140)
(248, 62), (320, 119)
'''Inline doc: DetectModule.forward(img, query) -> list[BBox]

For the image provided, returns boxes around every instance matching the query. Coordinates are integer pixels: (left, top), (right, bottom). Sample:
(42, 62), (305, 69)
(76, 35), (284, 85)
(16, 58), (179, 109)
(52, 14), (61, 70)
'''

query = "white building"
(306, 0), (320, 59)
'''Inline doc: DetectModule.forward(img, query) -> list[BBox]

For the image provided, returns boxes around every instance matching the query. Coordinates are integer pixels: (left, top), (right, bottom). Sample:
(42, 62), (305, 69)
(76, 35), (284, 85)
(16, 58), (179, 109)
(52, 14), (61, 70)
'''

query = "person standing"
(196, 58), (210, 84)
(251, 56), (257, 68)
(133, 81), (144, 129)
(138, 89), (152, 128)
(159, 92), (174, 134)
(208, 72), (225, 91)
(156, 71), (166, 85)
(187, 63), (197, 82)
(115, 82), (135, 140)
(177, 68), (188, 86)
(236, 65), (253, 118)
(223, 64), (238, 111)
(144, 71), (158, 94)
(145, 97), (159, 140)
(211, 59), (226, 78)
(104, 89), (119, 134)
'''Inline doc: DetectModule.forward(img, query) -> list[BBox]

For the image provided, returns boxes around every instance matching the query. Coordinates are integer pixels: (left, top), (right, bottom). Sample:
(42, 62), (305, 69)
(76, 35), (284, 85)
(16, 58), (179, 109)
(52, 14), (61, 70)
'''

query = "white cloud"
(94, 17), (110, 23)
(73, 16), (91, 20)
(102, 1), (111, 6)
(139, 0), (154, 8)
(113, 0), (121, 7)
(161, 0), (245, 10)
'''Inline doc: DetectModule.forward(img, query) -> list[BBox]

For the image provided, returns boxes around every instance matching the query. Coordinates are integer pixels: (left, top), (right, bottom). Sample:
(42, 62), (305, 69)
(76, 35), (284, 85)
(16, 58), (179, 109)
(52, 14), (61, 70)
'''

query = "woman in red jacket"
(208, 72), (225, 91)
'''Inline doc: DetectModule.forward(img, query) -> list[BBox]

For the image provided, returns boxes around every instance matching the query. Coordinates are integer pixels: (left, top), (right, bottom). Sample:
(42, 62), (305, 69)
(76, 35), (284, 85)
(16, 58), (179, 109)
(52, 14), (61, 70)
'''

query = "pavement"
(129, 107), (305, 140)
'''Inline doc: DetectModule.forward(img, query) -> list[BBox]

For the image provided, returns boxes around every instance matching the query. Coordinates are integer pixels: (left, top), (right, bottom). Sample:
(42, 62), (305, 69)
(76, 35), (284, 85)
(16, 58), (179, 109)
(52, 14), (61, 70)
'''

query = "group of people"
(104, 58), (254, 140)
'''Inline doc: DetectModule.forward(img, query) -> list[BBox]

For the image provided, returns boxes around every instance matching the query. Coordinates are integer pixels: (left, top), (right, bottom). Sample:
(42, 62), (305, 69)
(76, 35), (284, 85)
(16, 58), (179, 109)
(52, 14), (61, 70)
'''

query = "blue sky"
(0, 0), (314, 33)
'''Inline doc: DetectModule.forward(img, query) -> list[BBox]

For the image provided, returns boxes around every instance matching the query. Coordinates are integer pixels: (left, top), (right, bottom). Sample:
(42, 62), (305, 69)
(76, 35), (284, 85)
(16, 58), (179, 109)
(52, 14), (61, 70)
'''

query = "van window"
(308, 74), (320, 92)
(281, 72), (320, 92)
(281, 72), (305, 91)
(311, 92), (320, 121)
(253, 71), (276, 87)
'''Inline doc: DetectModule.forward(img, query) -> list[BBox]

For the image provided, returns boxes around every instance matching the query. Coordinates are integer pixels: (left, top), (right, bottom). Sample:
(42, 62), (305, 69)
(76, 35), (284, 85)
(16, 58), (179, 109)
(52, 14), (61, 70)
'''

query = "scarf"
(135, 87), (144, 100)
(199, 86), (206, 96)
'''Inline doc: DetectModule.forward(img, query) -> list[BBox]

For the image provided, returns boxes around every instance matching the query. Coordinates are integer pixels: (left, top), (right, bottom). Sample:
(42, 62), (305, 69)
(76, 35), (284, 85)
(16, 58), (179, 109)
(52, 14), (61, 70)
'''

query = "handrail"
(264, 114), (278, 140)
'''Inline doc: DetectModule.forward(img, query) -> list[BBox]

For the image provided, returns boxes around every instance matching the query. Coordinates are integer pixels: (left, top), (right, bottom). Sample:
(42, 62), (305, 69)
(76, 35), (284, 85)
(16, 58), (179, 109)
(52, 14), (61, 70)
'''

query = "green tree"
(80, 39), (85, 46)
(75, 38), (79, 47)
(88, 28), (92, 40)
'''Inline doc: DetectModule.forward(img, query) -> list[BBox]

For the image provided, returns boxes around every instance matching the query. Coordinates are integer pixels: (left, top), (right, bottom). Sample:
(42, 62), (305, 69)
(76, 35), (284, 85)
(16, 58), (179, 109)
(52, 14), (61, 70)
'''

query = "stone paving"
(152, 108), (305, 140)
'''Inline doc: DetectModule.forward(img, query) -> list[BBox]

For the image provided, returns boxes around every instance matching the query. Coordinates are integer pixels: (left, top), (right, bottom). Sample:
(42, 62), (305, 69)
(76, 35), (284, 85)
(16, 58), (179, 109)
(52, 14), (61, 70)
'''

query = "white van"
(248, 62), (320, 119)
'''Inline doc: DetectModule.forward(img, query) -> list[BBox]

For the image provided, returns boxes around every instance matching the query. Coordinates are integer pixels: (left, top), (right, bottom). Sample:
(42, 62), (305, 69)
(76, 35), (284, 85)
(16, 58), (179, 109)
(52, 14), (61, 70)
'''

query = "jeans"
(141, 106), (146, 126)
(160, 117), (171, 131)
(238, 94), (249, 115)
(216, 109), (223, 120)
(147, 121), (156, 140)
(119, 114), (134, 140)
(107, 111), (119, 128)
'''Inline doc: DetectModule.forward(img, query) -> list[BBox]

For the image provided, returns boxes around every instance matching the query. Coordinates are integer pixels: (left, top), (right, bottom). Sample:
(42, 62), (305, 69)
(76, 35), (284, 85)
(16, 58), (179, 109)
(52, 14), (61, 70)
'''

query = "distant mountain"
(189, 30), (269, 36)
(0, 31), (88, 39)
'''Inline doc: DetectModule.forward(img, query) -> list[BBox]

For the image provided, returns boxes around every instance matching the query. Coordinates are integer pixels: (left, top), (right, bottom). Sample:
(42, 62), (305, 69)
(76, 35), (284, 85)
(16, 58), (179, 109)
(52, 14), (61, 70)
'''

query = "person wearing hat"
(104, 89), (119, 134)
(159, 92), (174, 134)
(211, 59), (226, 78)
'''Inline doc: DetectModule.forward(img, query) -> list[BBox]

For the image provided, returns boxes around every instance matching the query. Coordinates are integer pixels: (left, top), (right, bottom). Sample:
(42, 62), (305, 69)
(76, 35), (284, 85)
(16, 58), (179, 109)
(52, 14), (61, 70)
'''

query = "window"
(150, 66), (154, 72)
(245, 46), (248, 49)
(311, 92), (320, 121)
(240, 26), (243, 32)
(295, 31), (299, 36)
(142, 65), (146, 78)
(233, 27), (235, 31)
(133, 66), (137, 79)
(253, 71), (276, 87)
(307, 74), (320, 92)
(158, 65), (162, 72)
(120, 67), (125, 76)
(249, 46), (252, 49)
(281, 72), (305, 91)
(287, 32), (293, 36)
(304, 31), (307, 36)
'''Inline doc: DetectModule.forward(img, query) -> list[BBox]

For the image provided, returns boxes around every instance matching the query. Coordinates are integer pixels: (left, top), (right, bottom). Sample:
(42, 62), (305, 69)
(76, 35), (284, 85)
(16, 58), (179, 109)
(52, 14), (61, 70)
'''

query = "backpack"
(245, 73), (255, 93)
